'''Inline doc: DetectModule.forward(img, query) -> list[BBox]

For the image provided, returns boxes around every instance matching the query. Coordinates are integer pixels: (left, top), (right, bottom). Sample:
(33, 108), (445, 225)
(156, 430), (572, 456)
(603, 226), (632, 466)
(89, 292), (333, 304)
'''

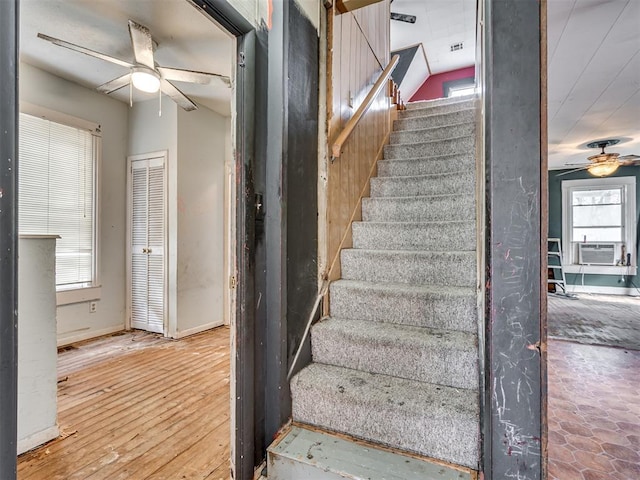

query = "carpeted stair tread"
(341, 249), (476, 287)
(405, 95), (475, 110)
(329, 279), (477, 332)
(352, 220), (476, 251)
(384, 135), (474, 160)
(377, 155), (475, 177)
(390, 122), (475, 145)
(362, 193), (475, 222)
(394, 108), (475, 131)
(399, 101), (475, 119)
(370, 170), (474, 197)
(291, 363), (480, 468)
(312, 318), (478, 389)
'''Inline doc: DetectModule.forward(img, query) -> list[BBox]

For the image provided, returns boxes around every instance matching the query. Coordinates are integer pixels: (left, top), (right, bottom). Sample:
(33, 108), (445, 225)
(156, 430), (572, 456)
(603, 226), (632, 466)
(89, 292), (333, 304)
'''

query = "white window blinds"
(19, 112), (97, 289)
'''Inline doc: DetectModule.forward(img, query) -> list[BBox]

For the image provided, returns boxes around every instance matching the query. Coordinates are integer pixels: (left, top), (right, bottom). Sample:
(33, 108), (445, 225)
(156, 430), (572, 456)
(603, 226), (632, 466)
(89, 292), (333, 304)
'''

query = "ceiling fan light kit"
(131, 67), (160, 93)
(587, 160), (619, 177)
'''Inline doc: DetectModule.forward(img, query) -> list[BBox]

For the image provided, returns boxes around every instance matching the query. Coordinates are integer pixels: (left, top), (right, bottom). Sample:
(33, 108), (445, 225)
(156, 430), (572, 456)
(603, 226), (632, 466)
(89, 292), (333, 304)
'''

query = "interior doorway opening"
(545, 1), (640, 478)
(16, 0), (240, 477)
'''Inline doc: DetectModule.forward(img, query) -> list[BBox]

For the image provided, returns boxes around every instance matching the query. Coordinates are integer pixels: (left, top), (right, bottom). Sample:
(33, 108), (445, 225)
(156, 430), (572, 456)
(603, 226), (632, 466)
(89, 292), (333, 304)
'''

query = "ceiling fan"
(38, 19), (231, 112)
(557, 139), (640, 177)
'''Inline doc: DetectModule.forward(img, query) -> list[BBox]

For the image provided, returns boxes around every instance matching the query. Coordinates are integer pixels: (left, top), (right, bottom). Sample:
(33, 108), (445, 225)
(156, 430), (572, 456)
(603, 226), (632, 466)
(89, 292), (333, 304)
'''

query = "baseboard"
(561, 285), (640, 296)
(172, 321), (224, 339)
(17, 425), (59, 455)
(57, 325), (124, 347)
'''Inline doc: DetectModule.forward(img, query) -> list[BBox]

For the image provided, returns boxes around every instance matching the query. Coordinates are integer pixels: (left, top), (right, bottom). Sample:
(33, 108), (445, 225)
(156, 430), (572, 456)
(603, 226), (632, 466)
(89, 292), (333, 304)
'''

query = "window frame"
(561, 176), (636, 275)
(19, 103), (101, 304)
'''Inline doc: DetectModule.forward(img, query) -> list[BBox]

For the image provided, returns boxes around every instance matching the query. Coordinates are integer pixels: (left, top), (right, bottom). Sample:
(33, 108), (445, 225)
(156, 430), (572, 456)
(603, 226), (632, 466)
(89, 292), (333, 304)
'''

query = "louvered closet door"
(130, 156), (166, 334)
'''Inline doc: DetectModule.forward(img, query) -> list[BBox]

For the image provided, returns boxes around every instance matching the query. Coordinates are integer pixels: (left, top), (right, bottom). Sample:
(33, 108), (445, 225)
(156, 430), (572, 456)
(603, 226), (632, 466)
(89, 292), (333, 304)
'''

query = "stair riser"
(399, 101), (474, 118)
(362, 195), (475, 222)
(330, 282), (477, 332)
(312, 323), (478, 389)
(291, 373), (479, 468)
(370, 173), (474, 197)
(377, 155), (474, 177)
(384, 136), (474, 160)
(390, 123), (475, 145)
(352, 222), (476, 251)
(341, 250), (476, 287)
(394, 108), (474, 130)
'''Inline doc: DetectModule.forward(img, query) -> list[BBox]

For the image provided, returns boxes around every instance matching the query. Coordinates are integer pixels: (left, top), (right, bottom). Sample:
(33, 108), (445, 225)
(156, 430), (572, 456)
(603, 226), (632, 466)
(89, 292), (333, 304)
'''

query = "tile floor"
(548, 339), (640, 480)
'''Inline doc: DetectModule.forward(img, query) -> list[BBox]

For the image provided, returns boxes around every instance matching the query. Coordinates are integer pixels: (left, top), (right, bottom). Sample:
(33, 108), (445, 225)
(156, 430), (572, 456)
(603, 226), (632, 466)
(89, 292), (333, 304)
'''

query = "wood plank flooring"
(18, 328), (230, 480)
(548, 293), (640, 349)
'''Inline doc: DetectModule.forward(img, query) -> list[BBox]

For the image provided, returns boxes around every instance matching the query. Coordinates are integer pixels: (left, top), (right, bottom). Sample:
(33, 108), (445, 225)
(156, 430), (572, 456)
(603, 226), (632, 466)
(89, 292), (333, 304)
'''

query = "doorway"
(11, 0), (257, 478)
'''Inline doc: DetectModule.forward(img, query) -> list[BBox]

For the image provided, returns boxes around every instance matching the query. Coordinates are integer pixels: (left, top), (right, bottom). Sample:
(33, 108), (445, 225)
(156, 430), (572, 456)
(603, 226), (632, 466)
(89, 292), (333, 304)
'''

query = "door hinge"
(229, 276), (237, 289)
(238, 52), (246, 68)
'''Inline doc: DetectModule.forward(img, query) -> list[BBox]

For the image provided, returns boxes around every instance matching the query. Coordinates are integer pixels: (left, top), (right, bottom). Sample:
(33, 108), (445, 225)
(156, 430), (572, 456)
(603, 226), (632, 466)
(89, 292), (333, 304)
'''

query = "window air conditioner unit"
(578, 243), (616, 265)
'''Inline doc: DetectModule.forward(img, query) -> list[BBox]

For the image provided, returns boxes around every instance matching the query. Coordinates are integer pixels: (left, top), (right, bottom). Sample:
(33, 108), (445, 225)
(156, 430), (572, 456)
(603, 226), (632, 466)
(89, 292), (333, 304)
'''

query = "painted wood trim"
(335, 0), (385, 14)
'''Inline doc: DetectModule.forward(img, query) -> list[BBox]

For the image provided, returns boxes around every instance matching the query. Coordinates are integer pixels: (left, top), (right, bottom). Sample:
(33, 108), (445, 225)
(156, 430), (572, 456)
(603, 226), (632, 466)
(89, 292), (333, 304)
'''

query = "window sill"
(564, 265), (637, 275)
(56, 286), (101, 306)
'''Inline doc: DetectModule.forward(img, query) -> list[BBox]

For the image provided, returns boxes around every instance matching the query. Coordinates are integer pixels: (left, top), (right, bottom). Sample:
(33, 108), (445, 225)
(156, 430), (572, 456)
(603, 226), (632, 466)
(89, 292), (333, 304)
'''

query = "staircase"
(271, 96), (480, 478)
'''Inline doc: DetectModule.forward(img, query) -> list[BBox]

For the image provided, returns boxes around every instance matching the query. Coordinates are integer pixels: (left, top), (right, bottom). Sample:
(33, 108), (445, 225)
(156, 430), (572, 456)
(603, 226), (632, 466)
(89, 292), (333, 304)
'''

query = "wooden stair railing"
(331, 54), (400, 160)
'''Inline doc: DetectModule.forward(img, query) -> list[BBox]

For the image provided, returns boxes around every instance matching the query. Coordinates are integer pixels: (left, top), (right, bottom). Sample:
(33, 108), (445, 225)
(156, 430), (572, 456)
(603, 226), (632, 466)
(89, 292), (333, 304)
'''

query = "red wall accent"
(409, 66), (475, 102)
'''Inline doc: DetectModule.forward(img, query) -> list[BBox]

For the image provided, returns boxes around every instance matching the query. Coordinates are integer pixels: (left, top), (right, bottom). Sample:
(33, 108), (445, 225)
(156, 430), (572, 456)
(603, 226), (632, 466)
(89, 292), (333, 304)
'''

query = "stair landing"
(268, 425), (477, 480)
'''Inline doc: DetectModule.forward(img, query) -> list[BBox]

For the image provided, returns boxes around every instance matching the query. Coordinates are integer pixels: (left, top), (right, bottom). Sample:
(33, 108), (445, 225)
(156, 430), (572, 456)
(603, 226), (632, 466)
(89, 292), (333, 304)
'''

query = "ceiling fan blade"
(128, 20), (155, 69)
(157, 66), (231, 87)
(619, 154), (640, 165)
(556, 165), (591, 177)
(97, 73), (132, 94)
(37, 33), (133, 68)
(161, 79), (198, 111)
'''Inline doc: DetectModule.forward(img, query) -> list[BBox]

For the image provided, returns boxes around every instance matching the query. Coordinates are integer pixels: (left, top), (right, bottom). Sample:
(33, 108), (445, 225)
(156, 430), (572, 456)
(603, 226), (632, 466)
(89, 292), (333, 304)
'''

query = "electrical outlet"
(89, 301), (97, 313)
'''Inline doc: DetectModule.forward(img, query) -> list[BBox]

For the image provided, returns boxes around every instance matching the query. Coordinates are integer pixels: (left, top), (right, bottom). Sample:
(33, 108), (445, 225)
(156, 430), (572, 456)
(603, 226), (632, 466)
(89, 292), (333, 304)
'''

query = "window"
(562, 177), (636, 272)
(18, 107), (100, 291)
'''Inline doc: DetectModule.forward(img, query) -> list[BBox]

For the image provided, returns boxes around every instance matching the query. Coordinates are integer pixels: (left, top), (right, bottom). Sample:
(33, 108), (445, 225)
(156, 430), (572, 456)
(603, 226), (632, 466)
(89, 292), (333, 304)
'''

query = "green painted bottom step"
(267, 425), (476, 480)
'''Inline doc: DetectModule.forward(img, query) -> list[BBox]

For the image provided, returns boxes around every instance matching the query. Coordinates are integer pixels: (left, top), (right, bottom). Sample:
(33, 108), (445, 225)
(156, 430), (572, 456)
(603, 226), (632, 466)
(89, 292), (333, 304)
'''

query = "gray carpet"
(548, 293), (640, 350)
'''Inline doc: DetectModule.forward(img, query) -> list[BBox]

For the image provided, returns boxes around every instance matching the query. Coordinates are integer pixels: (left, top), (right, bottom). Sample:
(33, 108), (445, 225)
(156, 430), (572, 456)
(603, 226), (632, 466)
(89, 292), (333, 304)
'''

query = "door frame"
(0, 0), (19, 476)
(126, 150), (169, 335)
(187, 2), (258, 479)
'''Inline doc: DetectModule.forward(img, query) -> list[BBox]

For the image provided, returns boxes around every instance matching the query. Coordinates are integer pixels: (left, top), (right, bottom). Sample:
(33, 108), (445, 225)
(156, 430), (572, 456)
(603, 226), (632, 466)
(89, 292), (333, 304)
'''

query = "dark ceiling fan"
(38, 19), (230, 111)
(557, 139), (640, 177)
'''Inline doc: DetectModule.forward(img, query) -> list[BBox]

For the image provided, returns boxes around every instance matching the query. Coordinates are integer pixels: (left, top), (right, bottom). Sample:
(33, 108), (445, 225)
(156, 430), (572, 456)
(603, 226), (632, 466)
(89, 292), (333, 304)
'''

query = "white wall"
(19, 63), (129, 345)
(176, 107), (228, 335)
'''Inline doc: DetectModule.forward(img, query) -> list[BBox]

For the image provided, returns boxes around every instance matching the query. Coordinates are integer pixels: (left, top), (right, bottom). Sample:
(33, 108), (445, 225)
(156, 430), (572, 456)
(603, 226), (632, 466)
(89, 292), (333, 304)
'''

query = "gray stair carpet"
(291, 96), (480, 470)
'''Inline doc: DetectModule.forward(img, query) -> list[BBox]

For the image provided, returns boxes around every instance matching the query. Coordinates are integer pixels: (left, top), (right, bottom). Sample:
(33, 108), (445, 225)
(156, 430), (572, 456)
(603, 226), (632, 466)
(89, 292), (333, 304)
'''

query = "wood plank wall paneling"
(325, 0), (392, 291)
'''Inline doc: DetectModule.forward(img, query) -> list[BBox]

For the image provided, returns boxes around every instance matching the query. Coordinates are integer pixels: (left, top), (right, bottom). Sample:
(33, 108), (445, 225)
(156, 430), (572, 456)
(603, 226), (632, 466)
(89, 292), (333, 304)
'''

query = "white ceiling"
(19, 0), (234, 117)
(390, 0), (476, 74)
(19, 0), (639, 166)
(548, 0), (640, 170)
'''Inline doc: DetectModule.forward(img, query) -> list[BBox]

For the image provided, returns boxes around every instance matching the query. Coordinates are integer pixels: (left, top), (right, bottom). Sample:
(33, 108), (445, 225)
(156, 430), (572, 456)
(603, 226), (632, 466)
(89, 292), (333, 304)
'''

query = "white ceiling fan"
(557, 139), (640, 177)
(38, 19), (230, 111)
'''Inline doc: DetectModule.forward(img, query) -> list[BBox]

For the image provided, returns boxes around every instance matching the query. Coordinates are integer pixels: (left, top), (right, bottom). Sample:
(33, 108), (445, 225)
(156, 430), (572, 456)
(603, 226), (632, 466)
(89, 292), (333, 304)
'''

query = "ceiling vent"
(450, 42), (464, 52)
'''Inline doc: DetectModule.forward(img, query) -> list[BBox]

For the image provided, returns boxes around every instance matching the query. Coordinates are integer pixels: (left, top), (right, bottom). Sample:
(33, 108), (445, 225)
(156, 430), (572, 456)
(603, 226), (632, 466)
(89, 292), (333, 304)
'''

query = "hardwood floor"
(18, 328), (231, 480)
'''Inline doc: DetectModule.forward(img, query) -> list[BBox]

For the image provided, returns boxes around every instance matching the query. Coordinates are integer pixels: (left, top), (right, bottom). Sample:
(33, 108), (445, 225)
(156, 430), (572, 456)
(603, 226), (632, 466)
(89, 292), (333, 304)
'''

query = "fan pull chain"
(158, 88), (162, 117)
(129, 81), (133, 107)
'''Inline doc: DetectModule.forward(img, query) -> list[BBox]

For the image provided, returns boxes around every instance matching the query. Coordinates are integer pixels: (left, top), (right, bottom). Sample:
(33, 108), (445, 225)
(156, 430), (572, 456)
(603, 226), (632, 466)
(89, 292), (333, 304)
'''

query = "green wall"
(548, 166), (640, 291)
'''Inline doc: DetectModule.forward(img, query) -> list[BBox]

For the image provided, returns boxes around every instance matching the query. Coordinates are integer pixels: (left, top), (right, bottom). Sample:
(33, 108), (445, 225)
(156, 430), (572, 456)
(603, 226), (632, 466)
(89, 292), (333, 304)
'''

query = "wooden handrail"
(332, 54), (399, 159)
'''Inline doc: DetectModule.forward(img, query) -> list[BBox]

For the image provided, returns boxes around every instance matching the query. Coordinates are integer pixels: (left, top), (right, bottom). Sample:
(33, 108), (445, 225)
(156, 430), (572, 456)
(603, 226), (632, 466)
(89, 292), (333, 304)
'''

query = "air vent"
(390, 12), (416, 24)
(450, 42), (464, 52)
